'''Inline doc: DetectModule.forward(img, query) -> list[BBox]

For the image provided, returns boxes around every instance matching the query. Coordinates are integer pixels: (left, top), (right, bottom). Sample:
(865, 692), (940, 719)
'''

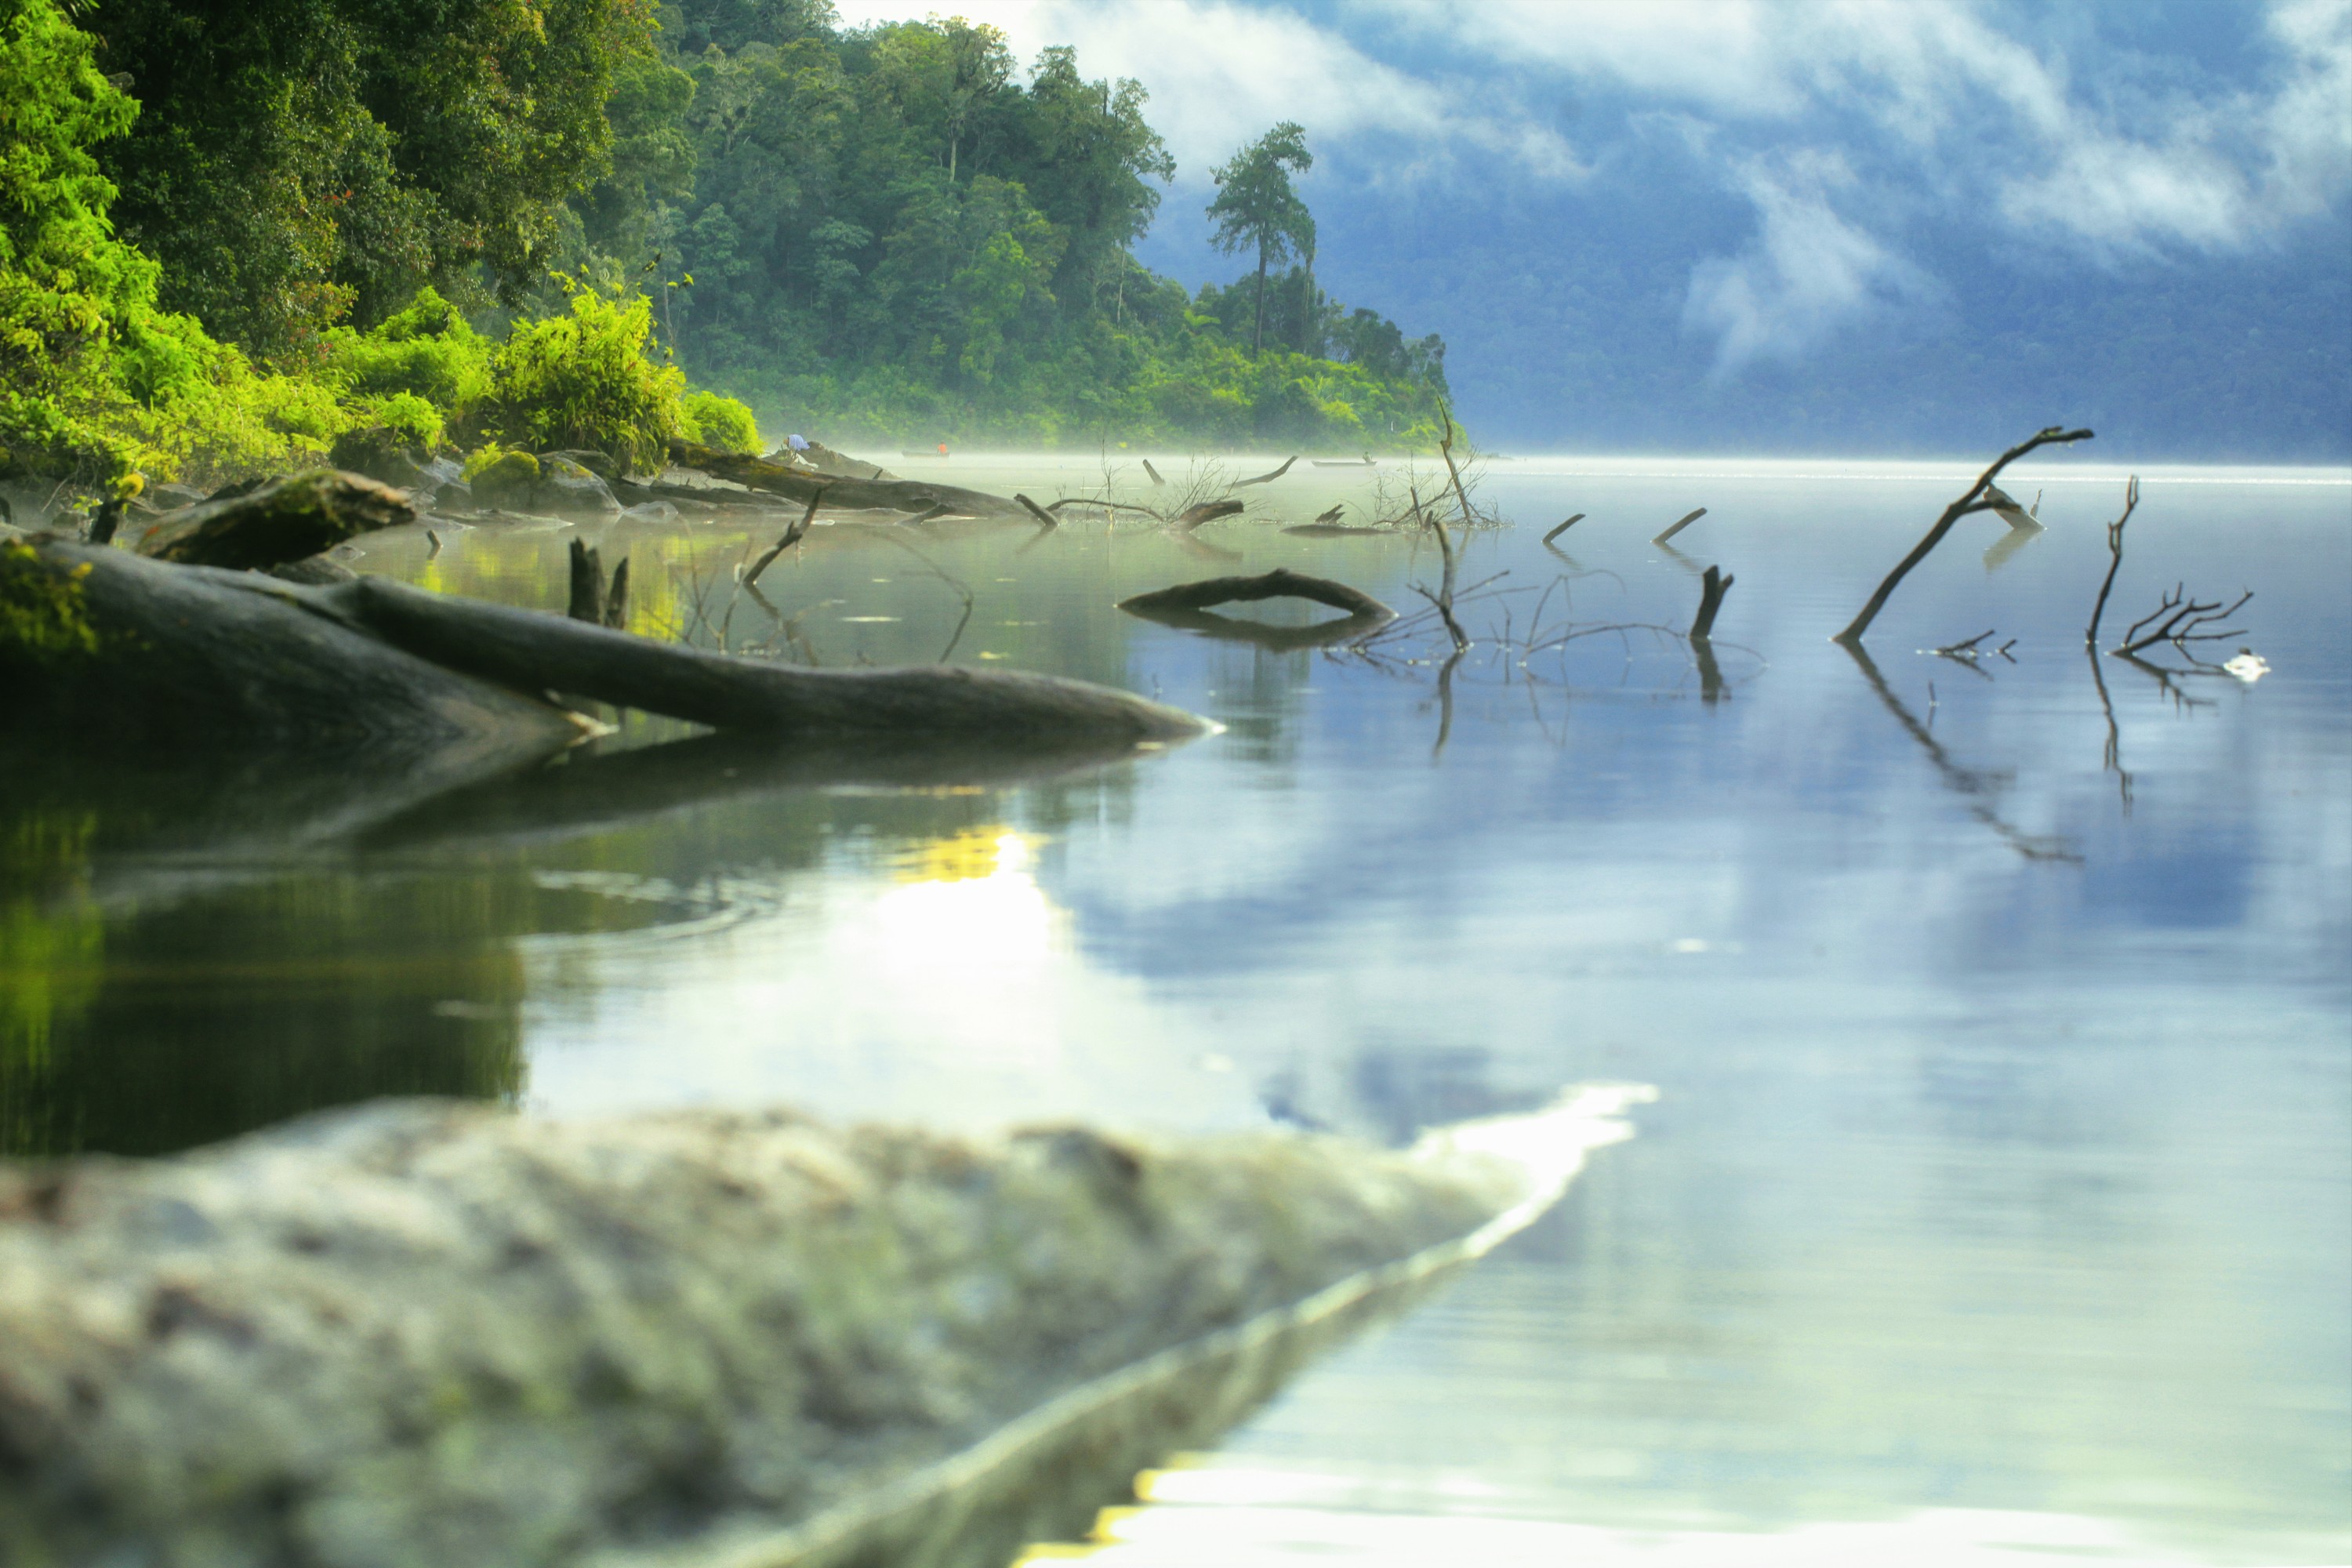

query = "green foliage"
(1207, 122), (1315, 357)
(492, 285), (684, 471)
(0, 539), (101, 665)
(318, 287), (496, 412)
(91, 0), (662, 359)
(680, 390), (760, 452)
(372, 392), (444, 450)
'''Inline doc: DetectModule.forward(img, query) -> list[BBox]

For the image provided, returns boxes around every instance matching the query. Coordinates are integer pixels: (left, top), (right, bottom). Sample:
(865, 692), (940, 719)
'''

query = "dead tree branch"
(1835, 426), (2094, 645)
(742, 492), (822, 589)
(1542, 514), (1585, 546)
(2084, 474), (2140, 648)
(1689, 564), (1734, 640)
(1653, 508), (1706, 546)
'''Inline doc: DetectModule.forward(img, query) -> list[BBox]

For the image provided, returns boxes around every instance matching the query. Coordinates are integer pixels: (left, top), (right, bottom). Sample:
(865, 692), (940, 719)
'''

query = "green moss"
(0, 540), (101, 663)
(463, 447), (538, 485)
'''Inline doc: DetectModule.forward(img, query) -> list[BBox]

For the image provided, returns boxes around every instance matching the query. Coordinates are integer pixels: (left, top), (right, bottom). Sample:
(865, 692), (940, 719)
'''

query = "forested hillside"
(0, 0), (1449, 493)
(543, 3), (1449, 445)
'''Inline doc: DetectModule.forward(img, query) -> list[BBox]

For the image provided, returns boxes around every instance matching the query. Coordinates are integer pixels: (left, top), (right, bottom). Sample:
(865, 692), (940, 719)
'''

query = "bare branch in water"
(1653, 508), (1706, 546)
(1689, 564), (1734, 640)
(1836, 426), (2094, 644)
(2116, 586), (2254, 656)
(2085, 474), (2140, 648)
(1232, 456), (1298, 487)
(1014, 493), (1058, 532)
(743, 492), (822, 588)
(1542, 514), (1585, 546)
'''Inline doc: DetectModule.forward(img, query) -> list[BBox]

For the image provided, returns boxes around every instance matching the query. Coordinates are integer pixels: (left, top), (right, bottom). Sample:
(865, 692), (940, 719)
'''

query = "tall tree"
(1206, 122), (1312, 358)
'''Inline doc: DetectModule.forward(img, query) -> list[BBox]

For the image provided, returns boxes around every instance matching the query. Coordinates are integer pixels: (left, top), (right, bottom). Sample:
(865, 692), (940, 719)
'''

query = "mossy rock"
(468, 449), (540, 508)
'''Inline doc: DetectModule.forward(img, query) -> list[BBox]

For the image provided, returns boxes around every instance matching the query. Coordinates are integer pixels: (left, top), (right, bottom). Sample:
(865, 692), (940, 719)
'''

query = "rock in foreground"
(0, 1094), (1643, 1568)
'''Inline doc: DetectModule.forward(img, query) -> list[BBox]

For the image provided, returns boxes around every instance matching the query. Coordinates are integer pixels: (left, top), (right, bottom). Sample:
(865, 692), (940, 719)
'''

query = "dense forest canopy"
(548, 2), (1449, 445)
(0, 0), (1450, 489)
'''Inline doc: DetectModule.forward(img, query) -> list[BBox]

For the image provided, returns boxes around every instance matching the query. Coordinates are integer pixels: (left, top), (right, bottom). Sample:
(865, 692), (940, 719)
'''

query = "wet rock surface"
(0, 1102), (1516, 1568)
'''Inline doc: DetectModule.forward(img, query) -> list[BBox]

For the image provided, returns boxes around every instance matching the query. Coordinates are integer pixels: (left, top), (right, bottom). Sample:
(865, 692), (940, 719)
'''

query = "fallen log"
(134, 470), (416, 568)
(336, 575), (1209, 742)
(669, 441), (1030, 521)
(7, 538), (1207, 750)
(0, 1089), (1646, 1568)
(2, 536), (583, 769)
(1119, 568), (1396, 627)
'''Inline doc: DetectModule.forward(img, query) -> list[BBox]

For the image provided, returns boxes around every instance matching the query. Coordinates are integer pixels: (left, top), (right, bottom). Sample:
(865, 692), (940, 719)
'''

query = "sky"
(829, 1), (2352, 457)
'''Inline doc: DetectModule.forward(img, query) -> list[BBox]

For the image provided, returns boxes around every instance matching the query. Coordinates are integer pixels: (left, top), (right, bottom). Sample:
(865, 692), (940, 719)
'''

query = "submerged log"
(0, 1090), (1645, 1568)
(668, 441), (1030, 520)
(134, 470), (416, 569)
(1120, 568), (1396, 626)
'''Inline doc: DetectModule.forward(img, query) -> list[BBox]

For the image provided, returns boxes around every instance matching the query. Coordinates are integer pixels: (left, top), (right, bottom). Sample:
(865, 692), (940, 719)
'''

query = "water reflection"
(1, 457), (2344, 1563)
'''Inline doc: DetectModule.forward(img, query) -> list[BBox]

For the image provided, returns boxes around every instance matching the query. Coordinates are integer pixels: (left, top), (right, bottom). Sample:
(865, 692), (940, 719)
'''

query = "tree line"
(0, 0), (1450, 488)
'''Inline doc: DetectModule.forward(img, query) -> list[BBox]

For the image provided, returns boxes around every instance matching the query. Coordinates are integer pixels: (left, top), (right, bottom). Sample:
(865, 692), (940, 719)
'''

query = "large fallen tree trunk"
(0, 1089), (1645, 1568)
(1, 535), (583, 768)
(669, 441), (1032, 520)
(333, 574), (1207, 742)
(5, 539), (1207, 750)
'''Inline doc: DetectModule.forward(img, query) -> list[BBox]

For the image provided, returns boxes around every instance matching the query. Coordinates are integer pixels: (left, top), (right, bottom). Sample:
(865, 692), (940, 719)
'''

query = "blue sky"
(830, 2), (2352, 455)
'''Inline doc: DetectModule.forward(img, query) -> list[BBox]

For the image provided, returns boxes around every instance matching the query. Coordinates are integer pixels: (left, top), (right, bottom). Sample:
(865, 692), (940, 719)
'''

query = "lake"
(4, 451), (2347, 1566)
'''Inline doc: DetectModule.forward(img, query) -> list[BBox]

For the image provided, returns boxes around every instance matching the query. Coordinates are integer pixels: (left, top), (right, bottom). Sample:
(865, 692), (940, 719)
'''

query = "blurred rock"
(0, 1101), (1518, 1568)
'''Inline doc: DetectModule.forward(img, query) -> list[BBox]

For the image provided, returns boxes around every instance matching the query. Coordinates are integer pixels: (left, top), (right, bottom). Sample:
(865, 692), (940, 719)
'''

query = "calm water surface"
(4, 452), (2347, 1564)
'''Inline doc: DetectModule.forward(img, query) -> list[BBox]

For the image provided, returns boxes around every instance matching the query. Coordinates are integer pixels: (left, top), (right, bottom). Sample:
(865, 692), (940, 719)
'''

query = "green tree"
(1205, 122), (1313, 358)
(90, 0), (659, 360)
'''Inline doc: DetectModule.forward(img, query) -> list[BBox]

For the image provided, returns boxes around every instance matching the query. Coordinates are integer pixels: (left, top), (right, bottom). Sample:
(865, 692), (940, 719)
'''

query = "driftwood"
(1652, 507), (1705, 546)
(1142, 459), (1167, 485)
(135, 470), (416, 568)
(1542, 514), (1586, 545)
(1232, 456), (1298, 487)
(1283, 524), (1387, 537)
(0, 1090), (1642, 1568)
(1173, 499), (1245, 528)
(668, 440), (1029, 520)
(1014, 493), (1058, 530)
(1119, 568), (1396, 626)
(1835, 426), (2093, 644)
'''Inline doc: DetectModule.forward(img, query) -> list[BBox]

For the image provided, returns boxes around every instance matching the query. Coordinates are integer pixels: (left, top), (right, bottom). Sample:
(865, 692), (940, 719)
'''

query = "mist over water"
(5, 452), (2346, 1562)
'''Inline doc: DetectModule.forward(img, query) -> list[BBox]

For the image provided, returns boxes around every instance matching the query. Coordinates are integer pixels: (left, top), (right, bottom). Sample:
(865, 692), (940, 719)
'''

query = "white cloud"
(829, 0), (2349, 372)
(1684, 151), (1936, 374)
(828, 0), (1581, 183)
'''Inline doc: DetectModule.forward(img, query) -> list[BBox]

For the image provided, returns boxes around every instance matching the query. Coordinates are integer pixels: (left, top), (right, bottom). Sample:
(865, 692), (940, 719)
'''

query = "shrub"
(492, 286), (681, 472)
(320, 288), (495, 412)
(372, 392), (443, 450)
(679, 390), (759, 453)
